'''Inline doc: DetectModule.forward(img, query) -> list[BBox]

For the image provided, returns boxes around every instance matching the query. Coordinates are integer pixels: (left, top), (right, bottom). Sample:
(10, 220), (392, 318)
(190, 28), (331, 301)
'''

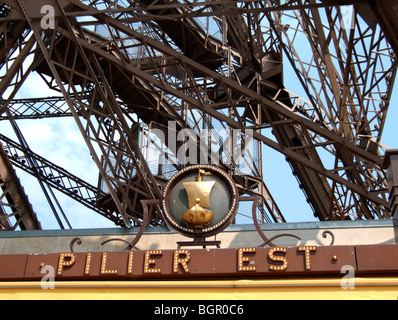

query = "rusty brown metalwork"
(70, 237), (82, 253)
(0, 0), (396, 230)
(0, 143), (40, 230)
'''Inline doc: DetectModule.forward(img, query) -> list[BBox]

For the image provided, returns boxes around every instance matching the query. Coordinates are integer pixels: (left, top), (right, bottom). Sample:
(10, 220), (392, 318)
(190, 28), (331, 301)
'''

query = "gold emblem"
(182, 169), (215, 229)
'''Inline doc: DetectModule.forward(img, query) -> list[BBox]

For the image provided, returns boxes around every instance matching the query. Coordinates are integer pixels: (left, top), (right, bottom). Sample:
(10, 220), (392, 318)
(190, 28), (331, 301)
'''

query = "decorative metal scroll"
(100, 199), (158, 251)
(69, 197), (336, 251)
(239, 196), (302, 247)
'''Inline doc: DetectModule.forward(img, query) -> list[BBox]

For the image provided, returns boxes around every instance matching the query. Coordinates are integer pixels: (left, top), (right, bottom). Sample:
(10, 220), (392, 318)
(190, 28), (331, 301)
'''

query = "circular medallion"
(161, 165), (239, 238)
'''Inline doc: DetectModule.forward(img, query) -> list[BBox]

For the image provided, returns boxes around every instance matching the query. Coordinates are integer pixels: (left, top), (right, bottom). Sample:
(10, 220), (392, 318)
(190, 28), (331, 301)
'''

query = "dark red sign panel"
(1, 245), (397, 281)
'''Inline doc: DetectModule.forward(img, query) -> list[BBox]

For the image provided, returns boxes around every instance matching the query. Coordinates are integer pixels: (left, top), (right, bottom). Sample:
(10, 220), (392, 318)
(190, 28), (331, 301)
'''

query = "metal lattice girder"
(0, 142), (41, 230)
(44, 0), (389, 215)
(265, 0), (396, 144)
(2, 0), (282, 225)
(0, 0), (395, 227)
(0, 133), (125, 226)
(0, 97), (73, 120)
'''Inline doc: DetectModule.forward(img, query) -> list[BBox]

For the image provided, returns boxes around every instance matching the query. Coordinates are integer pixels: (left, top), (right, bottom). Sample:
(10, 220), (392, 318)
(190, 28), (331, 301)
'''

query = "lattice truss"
(0, 0), (396, 229)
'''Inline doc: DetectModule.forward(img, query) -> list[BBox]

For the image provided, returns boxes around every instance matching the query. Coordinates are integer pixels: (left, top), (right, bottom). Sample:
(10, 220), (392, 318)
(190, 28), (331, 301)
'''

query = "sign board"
(1, 245), (398, 281)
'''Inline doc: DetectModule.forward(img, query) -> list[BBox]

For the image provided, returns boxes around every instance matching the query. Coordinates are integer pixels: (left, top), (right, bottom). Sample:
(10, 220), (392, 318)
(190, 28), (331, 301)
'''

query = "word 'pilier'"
(55, 246), (318, 276)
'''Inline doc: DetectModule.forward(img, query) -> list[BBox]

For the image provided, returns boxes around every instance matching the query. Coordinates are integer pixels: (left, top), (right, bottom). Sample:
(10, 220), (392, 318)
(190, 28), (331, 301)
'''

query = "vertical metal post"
(383, 150), (398, 218)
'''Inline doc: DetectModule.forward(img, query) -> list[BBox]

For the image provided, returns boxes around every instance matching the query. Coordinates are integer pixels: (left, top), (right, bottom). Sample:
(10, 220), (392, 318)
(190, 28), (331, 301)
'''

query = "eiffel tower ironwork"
(0, 0), (396, 230)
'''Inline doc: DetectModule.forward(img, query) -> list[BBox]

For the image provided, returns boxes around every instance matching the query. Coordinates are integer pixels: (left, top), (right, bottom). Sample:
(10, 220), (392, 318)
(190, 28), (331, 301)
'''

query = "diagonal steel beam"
(0, 133), (124, 226)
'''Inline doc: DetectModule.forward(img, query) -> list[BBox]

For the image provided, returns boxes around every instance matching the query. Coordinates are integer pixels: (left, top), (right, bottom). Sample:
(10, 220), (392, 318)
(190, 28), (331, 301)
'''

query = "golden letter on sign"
(57, 252), (76, 275)
(268, 247), (288, 271)
(127, 251), (134, 275)
(298, 246), (317, 270)
(101, 252), (118, 275)
(173, 250), (191, 273)
(144, 250), (163, 274)
(85, 252), (92, 275)
(238, 247), (257, 272)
